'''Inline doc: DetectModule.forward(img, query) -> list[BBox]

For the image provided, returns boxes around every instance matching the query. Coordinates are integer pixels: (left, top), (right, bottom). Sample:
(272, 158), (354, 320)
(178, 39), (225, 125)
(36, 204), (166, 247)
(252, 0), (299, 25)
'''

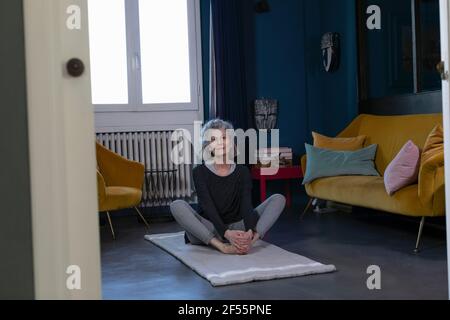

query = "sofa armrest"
(96, 143), (145, 189)
(418, 151), (445, 213)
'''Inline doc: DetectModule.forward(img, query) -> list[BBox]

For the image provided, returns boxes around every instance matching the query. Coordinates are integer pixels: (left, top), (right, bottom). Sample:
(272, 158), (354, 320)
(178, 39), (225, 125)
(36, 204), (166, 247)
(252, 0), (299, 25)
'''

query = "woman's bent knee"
(270, 194), (286, 208)
(170, 200), (190, 217)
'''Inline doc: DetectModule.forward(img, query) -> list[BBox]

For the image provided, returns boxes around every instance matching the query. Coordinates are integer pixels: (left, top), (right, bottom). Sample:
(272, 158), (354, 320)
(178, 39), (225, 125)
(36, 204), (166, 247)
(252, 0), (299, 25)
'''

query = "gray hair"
(201, 119), (234, 151)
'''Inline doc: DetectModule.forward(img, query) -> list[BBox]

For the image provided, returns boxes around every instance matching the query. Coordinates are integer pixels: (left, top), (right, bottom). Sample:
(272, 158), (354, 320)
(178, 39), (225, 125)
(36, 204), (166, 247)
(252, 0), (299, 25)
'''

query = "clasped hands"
(224, 230), (260, 255)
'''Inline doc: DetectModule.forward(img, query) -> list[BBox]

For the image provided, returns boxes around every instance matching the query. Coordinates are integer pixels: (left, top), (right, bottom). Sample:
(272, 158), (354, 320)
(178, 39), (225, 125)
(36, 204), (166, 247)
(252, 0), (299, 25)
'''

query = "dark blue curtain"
(210, 0), (250, 130)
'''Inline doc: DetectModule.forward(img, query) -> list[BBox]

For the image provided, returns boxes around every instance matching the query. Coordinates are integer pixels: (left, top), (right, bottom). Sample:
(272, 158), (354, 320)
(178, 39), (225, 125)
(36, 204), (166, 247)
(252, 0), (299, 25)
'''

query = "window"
(87, 0), (201, 111)
(88, 0), (129, 105)
(139, 0), (191, 104)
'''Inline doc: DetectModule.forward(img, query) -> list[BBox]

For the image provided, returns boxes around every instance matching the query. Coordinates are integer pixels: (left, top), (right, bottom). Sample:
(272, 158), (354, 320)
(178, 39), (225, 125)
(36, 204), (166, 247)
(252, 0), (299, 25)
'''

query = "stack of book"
(256, 147), (293, 168)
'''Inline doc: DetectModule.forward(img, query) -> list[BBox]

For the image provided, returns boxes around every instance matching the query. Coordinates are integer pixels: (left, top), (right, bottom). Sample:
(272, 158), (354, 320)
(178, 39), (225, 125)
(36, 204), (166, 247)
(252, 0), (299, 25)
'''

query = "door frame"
(439, 0), (450, 300)
(23, 0), (101, 299)
(22, 0), (450, 300)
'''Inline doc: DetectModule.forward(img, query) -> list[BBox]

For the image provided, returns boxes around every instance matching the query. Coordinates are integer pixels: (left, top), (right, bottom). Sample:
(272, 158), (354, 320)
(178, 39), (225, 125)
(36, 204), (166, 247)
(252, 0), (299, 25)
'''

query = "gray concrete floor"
(100, 205), (448, 300)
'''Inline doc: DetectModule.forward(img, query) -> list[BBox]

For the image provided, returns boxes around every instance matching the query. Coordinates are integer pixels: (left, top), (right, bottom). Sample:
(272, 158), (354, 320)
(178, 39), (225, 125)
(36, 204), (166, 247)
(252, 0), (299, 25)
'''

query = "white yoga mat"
(145, 232), (336, 287)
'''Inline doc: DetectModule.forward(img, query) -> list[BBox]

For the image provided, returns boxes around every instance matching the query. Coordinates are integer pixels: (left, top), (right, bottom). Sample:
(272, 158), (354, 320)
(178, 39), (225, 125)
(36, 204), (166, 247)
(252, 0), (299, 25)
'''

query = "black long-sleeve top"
(193, 164), (258, 238)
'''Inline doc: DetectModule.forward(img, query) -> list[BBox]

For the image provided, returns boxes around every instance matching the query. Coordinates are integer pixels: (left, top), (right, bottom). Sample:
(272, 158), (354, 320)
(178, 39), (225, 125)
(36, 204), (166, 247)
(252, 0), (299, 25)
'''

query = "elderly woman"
(170, 119), (286, 255)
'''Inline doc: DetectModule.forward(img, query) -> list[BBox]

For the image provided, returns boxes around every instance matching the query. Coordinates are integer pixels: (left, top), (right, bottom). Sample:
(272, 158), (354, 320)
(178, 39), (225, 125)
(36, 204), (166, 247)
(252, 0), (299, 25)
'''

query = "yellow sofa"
(301, 114), (445, 251)
(96, 142), (150, 239)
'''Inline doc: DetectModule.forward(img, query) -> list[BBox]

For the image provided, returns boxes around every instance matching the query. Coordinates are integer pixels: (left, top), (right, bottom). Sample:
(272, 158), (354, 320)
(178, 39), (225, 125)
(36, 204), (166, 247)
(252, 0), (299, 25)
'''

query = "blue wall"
(305, 0), (359, 138)
(201, 0), (359, 159)
(252, 0), (309, 157)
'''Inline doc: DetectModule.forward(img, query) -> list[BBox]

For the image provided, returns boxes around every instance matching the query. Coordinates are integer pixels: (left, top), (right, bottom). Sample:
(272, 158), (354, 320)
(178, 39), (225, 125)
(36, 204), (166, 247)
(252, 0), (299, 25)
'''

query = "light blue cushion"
(303, 144), (380, 185)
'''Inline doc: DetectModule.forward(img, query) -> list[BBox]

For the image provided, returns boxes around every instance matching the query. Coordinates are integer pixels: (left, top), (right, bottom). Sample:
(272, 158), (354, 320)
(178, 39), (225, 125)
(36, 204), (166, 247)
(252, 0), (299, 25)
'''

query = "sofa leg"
(135, 207), (151, 230)
(300, 198), (314, 220)
(414, 217), (426, 254)
(106, 211), (116, 240)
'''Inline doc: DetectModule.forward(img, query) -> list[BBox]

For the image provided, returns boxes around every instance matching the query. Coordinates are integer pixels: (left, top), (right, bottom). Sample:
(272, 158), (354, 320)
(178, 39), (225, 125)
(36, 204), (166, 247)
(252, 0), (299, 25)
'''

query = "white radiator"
(96, 131), (194, 207)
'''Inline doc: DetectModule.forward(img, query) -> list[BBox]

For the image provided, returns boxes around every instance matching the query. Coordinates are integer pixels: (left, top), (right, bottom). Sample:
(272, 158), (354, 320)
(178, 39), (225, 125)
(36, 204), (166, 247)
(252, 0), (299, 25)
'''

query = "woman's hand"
(236, 231), (259, 254)
(224, 230), (252, 253)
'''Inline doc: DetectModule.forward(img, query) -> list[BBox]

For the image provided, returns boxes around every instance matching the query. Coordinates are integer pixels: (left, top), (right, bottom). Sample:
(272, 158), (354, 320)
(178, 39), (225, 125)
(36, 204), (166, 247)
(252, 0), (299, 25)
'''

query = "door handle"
(436, 61), (448, 81)
(66, 58), (85, 77)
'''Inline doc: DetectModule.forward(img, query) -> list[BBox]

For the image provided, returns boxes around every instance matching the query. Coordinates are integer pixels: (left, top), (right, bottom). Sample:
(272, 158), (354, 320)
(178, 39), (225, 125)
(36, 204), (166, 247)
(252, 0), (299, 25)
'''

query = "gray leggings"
(170, 194), (286, 245)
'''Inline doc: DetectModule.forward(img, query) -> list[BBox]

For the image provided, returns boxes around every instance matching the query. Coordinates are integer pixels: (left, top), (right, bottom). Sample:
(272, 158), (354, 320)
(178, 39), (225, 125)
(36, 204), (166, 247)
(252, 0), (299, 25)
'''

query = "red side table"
(251, 166), (304, 208)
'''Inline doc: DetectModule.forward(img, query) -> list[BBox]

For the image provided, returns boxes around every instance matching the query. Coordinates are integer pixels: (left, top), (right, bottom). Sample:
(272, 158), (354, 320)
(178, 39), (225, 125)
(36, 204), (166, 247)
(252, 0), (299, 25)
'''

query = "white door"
(439, 0), (450, 300)
(24, 0), (101, 299)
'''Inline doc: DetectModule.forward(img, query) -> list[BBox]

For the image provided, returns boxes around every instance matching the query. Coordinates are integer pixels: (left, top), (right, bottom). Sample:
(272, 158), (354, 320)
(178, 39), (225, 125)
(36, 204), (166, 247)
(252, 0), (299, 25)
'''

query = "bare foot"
(220, 244), (241, 255)
(251, 233), (260, 245)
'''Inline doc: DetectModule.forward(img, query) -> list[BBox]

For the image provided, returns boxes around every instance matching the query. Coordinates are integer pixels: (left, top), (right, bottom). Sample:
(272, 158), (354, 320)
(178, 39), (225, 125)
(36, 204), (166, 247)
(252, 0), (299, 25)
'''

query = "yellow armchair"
(96, 142), (150, 239)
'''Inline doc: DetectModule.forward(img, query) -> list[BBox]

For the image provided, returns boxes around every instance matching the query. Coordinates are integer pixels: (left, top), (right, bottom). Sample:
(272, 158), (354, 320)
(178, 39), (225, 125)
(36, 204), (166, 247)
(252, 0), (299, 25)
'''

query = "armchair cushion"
(302, 144), (379, 184)
(99, 187), (143, 212)
(421, 124), (444, 164)
(312, 131), (366, 151)
(301, 155), (307, 175)
(384, 140), (420, 196)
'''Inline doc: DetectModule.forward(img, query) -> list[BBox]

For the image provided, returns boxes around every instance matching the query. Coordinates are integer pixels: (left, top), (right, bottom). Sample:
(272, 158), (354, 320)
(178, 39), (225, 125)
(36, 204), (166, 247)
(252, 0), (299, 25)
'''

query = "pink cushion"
(384, 141), (421, 196)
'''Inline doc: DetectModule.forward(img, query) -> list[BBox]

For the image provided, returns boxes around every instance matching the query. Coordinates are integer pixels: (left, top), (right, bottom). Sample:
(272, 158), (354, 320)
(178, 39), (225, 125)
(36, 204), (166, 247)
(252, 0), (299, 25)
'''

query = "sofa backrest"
(338, 113), (443, 175)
